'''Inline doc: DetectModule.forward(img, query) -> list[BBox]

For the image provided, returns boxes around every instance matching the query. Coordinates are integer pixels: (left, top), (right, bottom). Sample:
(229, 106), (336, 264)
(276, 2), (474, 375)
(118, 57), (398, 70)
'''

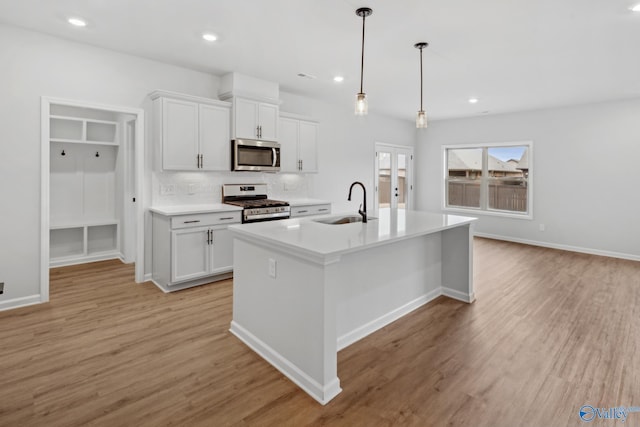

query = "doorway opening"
(41, 97), (145, 302)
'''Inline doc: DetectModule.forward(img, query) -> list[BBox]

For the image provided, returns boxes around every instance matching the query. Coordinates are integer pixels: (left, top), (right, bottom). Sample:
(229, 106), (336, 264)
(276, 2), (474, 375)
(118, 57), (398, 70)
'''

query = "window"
(444, 142), (532, 218)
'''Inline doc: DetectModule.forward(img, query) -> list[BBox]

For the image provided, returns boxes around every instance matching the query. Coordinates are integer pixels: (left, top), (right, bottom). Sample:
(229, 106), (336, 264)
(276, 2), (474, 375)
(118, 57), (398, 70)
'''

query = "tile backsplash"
(152, 171), (313, 205)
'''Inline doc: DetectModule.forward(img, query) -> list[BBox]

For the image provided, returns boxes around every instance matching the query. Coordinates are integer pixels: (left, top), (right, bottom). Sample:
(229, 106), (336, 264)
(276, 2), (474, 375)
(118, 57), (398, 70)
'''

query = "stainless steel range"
(222, 184), (290, 223)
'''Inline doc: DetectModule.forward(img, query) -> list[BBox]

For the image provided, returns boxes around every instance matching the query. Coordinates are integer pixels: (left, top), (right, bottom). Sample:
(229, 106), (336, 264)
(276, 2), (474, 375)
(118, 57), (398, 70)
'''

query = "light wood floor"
(1, 238), (639, 426)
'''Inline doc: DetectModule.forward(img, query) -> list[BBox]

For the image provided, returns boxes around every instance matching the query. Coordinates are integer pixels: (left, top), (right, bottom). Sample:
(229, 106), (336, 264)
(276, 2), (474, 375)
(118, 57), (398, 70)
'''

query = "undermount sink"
(313, 215), (376, 225)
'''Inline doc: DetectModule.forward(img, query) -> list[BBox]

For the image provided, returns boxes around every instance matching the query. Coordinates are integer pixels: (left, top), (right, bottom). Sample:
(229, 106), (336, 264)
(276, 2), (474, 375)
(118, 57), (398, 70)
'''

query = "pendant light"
(355, 7), (372, 115)
(414, 42), (429, 128)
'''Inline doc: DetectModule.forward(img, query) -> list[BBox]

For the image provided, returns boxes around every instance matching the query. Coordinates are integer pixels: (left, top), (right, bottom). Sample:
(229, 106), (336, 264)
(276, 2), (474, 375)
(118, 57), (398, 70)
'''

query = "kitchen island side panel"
(441, 223), (475, 302)
(230, 237), (340, 403)
(331, 232), (443, 347)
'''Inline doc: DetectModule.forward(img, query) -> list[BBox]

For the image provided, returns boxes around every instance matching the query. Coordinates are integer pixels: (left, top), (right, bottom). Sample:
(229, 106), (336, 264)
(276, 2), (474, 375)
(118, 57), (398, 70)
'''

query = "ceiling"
(1, 0), (640, 122)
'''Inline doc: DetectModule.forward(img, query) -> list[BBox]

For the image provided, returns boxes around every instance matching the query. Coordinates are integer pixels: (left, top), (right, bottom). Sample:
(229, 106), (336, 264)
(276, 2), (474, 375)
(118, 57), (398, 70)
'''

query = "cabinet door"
(171, 228), (210, 283)
(258, 103), (279, 141)
(278, 117), (299, 172)
(234, 98), (259, 139)
(298, 121), (318, 172)
(199, 104), (230, 171)
(210, 227), (234, 274)
(162, 98), (199, 170)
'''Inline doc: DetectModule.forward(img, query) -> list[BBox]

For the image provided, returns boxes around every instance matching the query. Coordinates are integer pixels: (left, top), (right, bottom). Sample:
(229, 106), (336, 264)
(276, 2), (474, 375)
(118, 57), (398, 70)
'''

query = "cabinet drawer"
(171, 211), (241, 229)
(291, 204), (331, 217)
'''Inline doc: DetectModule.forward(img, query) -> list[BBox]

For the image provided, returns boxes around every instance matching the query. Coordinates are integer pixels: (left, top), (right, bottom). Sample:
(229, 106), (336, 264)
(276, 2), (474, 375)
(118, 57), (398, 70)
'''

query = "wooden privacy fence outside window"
(448, 180), (527, 212)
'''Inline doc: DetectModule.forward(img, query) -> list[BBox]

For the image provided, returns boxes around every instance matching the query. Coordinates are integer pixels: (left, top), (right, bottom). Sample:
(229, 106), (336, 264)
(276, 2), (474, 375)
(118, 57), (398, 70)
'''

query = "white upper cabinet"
(278, 117), (299, 172)
(199, 104), (231, 171)
(161, 98), (199, 170)
(298, 120), (318, 172)
(278, 114), (319, 173)
(232, 97), (279, 141)
(151, 91), (231, 171)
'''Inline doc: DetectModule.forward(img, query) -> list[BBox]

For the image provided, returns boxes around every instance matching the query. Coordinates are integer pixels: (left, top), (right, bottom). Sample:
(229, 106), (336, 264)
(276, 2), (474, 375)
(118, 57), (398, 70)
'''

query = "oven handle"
(272, 148), (277, 167)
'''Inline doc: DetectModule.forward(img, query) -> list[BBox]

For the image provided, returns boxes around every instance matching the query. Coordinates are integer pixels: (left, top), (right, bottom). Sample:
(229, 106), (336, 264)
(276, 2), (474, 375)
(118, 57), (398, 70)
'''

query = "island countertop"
(229, 209), (476, 261)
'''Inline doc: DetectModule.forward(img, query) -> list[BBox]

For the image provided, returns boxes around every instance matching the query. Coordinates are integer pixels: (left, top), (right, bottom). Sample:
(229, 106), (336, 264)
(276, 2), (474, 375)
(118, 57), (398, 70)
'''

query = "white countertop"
(149, 204), (242, 216)
(287, 198), (331, 207)
(229, 209), (477, 260)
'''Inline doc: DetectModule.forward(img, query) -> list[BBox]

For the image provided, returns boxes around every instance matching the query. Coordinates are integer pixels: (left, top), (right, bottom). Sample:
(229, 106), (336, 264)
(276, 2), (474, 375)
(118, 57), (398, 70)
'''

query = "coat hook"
(95, 151), (100, 158)
(61, 149), (66, 156)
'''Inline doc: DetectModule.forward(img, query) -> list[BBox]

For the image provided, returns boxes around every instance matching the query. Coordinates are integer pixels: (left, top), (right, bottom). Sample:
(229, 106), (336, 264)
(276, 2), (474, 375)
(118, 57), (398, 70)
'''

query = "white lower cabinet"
(171, 227), (235, 283)
(290, 203), (331, 217)
(152, 210), (240, 292)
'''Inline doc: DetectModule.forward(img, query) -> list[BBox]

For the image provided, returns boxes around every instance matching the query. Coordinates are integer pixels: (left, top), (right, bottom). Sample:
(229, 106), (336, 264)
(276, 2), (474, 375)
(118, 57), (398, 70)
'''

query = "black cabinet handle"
(184, 220), (200, 224)
(219, 217), (235, 221)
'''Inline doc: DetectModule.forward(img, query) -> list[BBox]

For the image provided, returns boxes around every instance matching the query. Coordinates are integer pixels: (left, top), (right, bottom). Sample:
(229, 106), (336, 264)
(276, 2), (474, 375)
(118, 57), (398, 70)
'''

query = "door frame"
(41, 97), (145, 302)
(374, 142), (414, 216)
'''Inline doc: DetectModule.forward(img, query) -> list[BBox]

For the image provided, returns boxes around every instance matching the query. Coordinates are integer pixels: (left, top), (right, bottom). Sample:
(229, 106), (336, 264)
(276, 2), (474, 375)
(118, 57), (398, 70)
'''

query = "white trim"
(442, 287), (476, 303)
(0, 295), (44, 312)
(444, 206), (534, 220)
(40, 98), (51, 302)
(442, 140), (533, 219)
(49, 253), (122, 268)
(41, 96), (146, 310)
(474, 232), (640, 262)
(229, 321), (342, 405)
(337, 288), (441, 351)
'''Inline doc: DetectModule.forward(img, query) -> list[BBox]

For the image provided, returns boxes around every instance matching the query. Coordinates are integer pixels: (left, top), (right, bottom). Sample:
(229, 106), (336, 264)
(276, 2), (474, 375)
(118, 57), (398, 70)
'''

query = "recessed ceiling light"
(631, 4), (640, 11)
(67, 17), (87, 27)
(469, 98), (479, 104)
(333, 76), (344, 83)
(202, 33), (218, 42)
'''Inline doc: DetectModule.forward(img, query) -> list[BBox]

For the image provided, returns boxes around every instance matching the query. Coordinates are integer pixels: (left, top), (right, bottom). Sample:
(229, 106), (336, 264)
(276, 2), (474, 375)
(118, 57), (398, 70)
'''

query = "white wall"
(279, 92), (416, 213)
(415, 99), (640, 259)
(0, 24), (219, 308)
(0, 23), (416, 309)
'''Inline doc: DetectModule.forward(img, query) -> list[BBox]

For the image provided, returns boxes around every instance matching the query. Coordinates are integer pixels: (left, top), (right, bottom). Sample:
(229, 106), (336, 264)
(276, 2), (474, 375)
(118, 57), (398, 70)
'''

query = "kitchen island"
(229, 209), (477, 404)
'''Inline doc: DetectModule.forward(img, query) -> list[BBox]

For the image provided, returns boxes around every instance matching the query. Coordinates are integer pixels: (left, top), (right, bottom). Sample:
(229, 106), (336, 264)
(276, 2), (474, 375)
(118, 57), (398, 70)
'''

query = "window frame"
(442, 141), (533, 220)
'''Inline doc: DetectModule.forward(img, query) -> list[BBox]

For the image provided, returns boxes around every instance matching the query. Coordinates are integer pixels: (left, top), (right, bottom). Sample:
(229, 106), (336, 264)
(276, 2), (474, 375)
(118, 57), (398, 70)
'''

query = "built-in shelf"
(50, 115), (119, 146)
(48, 103), (125, 269)
(50, 221), (120, 267)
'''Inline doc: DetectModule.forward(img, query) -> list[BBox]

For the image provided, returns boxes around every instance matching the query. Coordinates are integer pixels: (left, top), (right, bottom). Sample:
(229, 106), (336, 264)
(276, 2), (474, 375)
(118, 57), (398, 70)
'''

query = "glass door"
(374, 143), (413, 215)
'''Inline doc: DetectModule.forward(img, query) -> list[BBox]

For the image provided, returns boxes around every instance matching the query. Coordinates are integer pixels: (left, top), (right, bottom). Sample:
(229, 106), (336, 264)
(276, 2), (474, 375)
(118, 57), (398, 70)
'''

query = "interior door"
(374, 143), (413, 215)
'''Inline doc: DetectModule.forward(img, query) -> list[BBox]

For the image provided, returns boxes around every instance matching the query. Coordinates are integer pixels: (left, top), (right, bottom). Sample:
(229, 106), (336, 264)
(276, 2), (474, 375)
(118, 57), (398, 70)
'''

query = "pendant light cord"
(360, 14), (366, 94)
(419, 46), (423, 111)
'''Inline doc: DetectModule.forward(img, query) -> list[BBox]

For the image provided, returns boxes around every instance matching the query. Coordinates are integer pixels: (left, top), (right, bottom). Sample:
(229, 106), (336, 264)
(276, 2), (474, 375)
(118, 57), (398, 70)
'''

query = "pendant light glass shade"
(414, 42), (428, 128)
(416, 110), (427, 128)
(355, 92), (368, 115)
(355, 8), (372, 116)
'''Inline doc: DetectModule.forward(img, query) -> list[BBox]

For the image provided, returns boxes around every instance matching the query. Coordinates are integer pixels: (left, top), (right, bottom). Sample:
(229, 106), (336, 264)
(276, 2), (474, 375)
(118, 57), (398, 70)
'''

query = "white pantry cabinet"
(151, 210), (241, 292)
(151, 91), (231, 171)
(279, 115), (318, 173)
(232, 97), (279, 141)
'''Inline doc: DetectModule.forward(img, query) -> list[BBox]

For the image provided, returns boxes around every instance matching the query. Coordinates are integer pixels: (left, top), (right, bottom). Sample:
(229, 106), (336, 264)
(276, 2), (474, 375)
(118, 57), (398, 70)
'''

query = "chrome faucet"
(348, 181), (367, 223)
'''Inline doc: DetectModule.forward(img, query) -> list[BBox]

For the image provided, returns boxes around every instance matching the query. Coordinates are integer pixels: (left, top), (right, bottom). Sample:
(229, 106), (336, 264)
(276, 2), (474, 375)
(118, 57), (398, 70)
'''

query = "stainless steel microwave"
(231, 139), (280, 172)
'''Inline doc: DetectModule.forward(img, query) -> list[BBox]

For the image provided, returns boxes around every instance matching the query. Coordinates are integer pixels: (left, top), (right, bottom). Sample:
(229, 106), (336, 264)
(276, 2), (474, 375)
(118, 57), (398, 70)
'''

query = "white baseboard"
(229, 321), (342, 405)
(143, 273), (153, 282)
(49, 253), (121, 268)
(337, 288), (442, 351)
(442, 287), (475, 303)
(474, 232), (640, 262)
(0, 294), (44, 312)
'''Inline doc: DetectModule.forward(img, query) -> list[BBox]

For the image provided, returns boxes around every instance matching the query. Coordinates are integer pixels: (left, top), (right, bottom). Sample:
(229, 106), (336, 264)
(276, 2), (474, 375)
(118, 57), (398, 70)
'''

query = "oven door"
(232, 139), (280, 172)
